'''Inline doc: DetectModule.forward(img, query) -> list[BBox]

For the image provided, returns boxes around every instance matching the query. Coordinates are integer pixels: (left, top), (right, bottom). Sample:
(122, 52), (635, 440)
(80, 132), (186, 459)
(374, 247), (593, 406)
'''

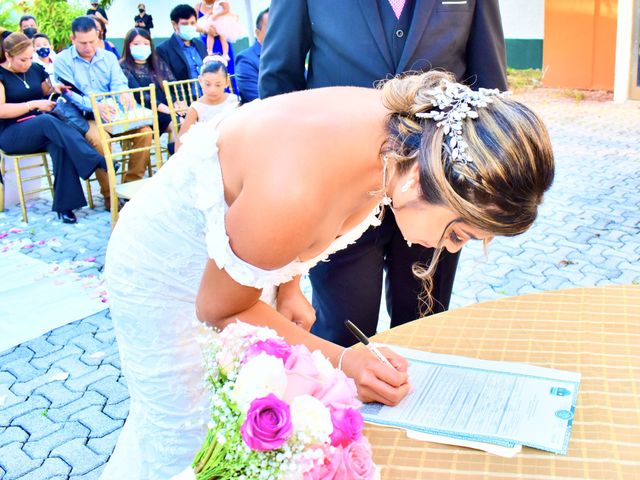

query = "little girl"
(175, 60), (238, 151)
(195, 0), (244, 57)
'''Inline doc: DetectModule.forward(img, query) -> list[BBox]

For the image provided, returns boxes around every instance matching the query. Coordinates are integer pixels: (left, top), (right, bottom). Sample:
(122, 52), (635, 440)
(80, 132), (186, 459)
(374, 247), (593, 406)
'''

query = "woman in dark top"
(134, 3), (154, 31)
(0, 33), (107, 224)
(120, 28), (176, 145)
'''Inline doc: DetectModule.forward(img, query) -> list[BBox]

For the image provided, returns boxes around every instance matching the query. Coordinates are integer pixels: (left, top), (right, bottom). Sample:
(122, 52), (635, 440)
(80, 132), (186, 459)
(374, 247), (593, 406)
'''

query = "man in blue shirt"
(156, 5), (207, 82)
(55, 16), (151, 210)
(235, 8), (268, 104)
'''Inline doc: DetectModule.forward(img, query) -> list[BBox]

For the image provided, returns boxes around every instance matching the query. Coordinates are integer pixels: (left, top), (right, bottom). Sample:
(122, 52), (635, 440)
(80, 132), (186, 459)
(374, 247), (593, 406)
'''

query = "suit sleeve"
(464, 0), (508, 90)
(258, 0), (312, 98)
(235, 54), (259, 103)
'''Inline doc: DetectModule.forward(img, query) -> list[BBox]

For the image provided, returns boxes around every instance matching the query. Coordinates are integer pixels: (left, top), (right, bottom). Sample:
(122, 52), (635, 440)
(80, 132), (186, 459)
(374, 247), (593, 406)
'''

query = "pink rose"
(240, 393), (292, 451)
(282, 345), (322, 403)
(342, 438), (377, 480)
(303, 446), (346, 480)
(316, 369), (361, 410)
(243, 338), (292, 364)
(329, 408), (363, 447)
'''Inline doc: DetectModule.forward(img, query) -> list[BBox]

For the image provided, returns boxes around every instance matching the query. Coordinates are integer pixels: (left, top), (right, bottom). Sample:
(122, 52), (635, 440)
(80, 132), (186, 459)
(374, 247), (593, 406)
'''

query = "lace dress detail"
(101, 118), (384, 478)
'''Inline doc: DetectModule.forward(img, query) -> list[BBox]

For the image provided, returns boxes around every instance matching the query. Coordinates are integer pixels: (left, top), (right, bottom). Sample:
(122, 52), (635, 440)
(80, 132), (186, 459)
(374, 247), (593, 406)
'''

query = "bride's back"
(216, 87), (389, 210)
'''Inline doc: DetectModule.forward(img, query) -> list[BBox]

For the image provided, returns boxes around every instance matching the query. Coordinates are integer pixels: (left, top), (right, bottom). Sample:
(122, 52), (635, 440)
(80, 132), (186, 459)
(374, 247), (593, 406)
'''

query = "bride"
(101, 71), (554, 478)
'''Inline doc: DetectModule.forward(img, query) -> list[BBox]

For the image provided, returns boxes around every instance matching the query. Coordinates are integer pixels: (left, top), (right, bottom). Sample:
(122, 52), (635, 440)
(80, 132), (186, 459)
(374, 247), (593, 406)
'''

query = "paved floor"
(1, 90), (639, 479)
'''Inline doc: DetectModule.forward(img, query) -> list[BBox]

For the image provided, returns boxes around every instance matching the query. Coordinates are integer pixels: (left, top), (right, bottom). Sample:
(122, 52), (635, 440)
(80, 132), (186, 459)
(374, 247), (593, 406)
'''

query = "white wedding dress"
(101, 119), (385, 479)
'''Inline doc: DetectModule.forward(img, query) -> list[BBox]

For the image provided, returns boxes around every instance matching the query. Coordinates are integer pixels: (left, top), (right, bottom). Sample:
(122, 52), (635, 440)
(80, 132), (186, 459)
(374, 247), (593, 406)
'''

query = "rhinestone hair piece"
(415, 81), (509, 165)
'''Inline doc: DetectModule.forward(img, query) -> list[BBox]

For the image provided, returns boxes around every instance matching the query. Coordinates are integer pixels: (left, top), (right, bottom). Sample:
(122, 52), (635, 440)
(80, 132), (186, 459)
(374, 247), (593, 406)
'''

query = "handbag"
(51, 96), (89, 136)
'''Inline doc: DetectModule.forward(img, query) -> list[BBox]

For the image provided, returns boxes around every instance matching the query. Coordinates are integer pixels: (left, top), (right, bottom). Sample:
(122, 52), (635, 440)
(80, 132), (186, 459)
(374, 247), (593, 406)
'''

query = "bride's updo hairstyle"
(381, 70), (554, 235)
(379, 70), (554, 306)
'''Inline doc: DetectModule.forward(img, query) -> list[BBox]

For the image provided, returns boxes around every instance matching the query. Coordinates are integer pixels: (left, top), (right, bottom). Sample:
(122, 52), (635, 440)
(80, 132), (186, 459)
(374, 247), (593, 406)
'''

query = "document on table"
(361, 345), (580, 455)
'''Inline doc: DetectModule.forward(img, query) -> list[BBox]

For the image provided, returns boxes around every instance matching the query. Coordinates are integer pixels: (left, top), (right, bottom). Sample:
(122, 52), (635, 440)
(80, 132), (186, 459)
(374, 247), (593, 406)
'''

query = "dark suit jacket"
(156, 33), (207, 82)
(235, 41), (262, 104)
(259, 0), (507, 96)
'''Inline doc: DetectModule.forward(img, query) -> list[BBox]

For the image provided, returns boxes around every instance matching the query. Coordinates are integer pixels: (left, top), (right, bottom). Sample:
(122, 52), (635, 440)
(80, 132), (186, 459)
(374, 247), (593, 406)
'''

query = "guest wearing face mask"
(120, 28), (176, 146)
(134, 3), (154, 32)
(156, 4), (207, 82)
(31, 33), (56, 78)
(19, 15), (38, 40)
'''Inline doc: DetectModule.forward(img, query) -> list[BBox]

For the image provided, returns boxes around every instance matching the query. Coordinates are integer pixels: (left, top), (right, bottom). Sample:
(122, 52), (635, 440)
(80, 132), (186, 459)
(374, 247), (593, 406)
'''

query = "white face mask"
(130, 44), (151, 61)
(178, 24), (199, 41)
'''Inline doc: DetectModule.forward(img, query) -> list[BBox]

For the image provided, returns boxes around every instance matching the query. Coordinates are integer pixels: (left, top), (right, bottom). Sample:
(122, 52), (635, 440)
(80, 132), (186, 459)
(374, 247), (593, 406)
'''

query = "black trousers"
(0, 114), (104, 212)
(310, 208), (460, 347)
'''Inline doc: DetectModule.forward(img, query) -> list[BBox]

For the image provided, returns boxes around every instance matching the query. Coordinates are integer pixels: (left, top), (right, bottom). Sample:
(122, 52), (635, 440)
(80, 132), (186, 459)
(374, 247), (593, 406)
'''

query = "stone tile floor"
(0, 89), (639, 478)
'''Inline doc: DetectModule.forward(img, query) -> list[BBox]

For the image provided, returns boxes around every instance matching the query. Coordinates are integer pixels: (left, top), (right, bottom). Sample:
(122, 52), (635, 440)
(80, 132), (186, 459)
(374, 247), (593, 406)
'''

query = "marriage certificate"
(361, 345), (580, 454)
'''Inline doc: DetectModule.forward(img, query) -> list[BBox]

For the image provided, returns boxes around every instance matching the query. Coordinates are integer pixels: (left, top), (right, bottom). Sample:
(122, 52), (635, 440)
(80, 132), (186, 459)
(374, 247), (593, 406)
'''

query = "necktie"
(388, 0), (406, 19)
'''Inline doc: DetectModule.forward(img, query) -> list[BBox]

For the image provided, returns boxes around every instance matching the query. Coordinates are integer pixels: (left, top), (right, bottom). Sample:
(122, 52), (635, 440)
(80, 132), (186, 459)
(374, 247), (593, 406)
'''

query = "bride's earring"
(400, 179), (413, 193)
(407, 241), (413, 247)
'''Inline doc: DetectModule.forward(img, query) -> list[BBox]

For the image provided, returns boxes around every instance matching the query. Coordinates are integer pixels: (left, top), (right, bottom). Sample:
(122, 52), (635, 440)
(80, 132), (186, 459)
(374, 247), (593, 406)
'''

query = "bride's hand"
(277, 279), (316, 331)
(340, 346), (411, 405)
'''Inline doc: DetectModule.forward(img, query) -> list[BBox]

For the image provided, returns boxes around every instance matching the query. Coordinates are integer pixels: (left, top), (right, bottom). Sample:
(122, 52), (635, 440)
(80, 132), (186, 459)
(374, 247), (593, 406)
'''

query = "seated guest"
(0, 33), (107, 224)
(32, 33), (56, 78)
(55, 16), (151, 211)
(134, 3), (154, 32)
(235, 8), (268, 104)
(19, 15), (38, 39)
(91, 14), (119, 59)
(156, 4), (206, 82)
(175, 59), (237, 151)
(119, 28), (176, 145)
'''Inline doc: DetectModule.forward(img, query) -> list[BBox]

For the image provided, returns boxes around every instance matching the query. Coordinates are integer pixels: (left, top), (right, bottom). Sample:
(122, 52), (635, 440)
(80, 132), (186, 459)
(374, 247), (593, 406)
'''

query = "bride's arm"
(195, 179), (409, 405)
(196, 259), (409, 406)
(276, 276), (316, 331)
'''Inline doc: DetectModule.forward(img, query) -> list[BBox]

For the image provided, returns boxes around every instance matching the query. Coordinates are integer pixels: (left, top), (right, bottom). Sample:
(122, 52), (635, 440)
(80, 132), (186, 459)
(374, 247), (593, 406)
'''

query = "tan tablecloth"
(366, 285), (640, 479)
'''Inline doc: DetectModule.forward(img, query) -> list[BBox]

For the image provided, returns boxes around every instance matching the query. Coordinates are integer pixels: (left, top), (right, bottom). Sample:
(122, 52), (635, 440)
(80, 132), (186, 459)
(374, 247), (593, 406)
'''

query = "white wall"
(498, 0), (544, 39)
(106, 0), (270, 40)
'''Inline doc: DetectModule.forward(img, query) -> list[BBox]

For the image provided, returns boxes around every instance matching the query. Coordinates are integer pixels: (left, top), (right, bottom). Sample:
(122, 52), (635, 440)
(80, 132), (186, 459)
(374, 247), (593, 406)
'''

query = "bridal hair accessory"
(416, 82), (509, 165)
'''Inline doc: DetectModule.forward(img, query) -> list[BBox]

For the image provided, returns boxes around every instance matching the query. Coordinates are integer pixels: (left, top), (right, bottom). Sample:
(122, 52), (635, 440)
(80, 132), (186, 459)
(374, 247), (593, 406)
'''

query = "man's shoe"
(57, 210), (77, 224)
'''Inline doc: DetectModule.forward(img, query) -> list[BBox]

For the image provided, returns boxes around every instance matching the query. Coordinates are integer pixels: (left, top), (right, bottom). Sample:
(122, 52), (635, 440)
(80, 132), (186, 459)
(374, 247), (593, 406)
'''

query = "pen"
(344, 320), (395, 369)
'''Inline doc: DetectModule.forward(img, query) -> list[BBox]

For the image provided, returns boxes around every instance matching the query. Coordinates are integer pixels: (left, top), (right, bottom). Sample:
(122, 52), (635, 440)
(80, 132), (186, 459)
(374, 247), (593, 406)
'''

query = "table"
(366, 285), (640, 479)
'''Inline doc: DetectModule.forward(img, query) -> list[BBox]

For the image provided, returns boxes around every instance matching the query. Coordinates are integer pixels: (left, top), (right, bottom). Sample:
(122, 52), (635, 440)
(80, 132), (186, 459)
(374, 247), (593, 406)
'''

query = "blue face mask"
(130, 44), (151, 61)
(178, 25), (199, 41)
(36, 47), (51, 58)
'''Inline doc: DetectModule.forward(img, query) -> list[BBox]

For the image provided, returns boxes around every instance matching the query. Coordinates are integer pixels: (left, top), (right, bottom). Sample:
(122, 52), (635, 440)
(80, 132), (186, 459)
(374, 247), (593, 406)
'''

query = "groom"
(259, 0), (508, 346)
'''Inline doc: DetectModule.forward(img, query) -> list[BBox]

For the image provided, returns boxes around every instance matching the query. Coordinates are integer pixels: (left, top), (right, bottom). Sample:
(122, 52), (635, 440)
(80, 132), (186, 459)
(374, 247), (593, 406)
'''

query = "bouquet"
(174, 321), (379, 480)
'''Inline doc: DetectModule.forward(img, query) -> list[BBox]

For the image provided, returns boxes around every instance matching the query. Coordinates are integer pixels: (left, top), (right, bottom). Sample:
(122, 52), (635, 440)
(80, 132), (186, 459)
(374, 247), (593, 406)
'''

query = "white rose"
(230, 352), (287, 412)
(311, 350), (335, 382)
(290, 395), (332, 444)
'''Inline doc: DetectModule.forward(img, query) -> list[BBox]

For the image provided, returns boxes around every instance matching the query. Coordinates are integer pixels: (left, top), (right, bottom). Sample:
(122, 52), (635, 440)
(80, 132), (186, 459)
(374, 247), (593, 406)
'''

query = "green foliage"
(0, 0), (27, 32)
(28, 0), (85, 51)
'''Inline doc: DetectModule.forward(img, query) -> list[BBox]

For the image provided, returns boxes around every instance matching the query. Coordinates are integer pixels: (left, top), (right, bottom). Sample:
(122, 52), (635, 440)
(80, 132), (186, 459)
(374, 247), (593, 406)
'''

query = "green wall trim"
(110, 37), (250, 57)
(505, 38), (543, 70)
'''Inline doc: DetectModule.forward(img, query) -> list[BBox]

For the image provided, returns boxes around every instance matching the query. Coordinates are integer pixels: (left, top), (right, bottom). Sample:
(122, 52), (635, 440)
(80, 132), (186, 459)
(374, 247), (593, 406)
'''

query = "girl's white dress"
(191, 95), (238, 123)
(100, 119), (385, 478)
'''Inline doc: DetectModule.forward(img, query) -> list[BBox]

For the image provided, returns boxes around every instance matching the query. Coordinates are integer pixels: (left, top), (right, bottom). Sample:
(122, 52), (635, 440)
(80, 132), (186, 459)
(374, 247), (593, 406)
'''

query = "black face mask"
(23, 27), (38, 39)
(139, 8), (145, 13)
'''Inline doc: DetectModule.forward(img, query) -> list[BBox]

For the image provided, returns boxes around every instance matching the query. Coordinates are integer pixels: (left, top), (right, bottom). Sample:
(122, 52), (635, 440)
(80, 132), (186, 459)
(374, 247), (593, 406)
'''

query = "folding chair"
(162, 78), (201, 137)
(0, 149), (54, 223)
(89, 84), (163, 227)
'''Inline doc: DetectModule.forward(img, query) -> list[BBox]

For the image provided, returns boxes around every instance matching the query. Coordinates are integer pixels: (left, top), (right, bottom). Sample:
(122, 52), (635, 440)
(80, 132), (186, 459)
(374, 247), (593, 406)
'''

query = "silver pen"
(344, 320), (395, 369)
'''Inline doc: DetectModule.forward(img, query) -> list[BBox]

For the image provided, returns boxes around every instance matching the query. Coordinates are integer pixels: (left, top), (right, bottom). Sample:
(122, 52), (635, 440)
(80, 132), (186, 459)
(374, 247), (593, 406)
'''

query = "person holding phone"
(0, 33), (107, 224)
